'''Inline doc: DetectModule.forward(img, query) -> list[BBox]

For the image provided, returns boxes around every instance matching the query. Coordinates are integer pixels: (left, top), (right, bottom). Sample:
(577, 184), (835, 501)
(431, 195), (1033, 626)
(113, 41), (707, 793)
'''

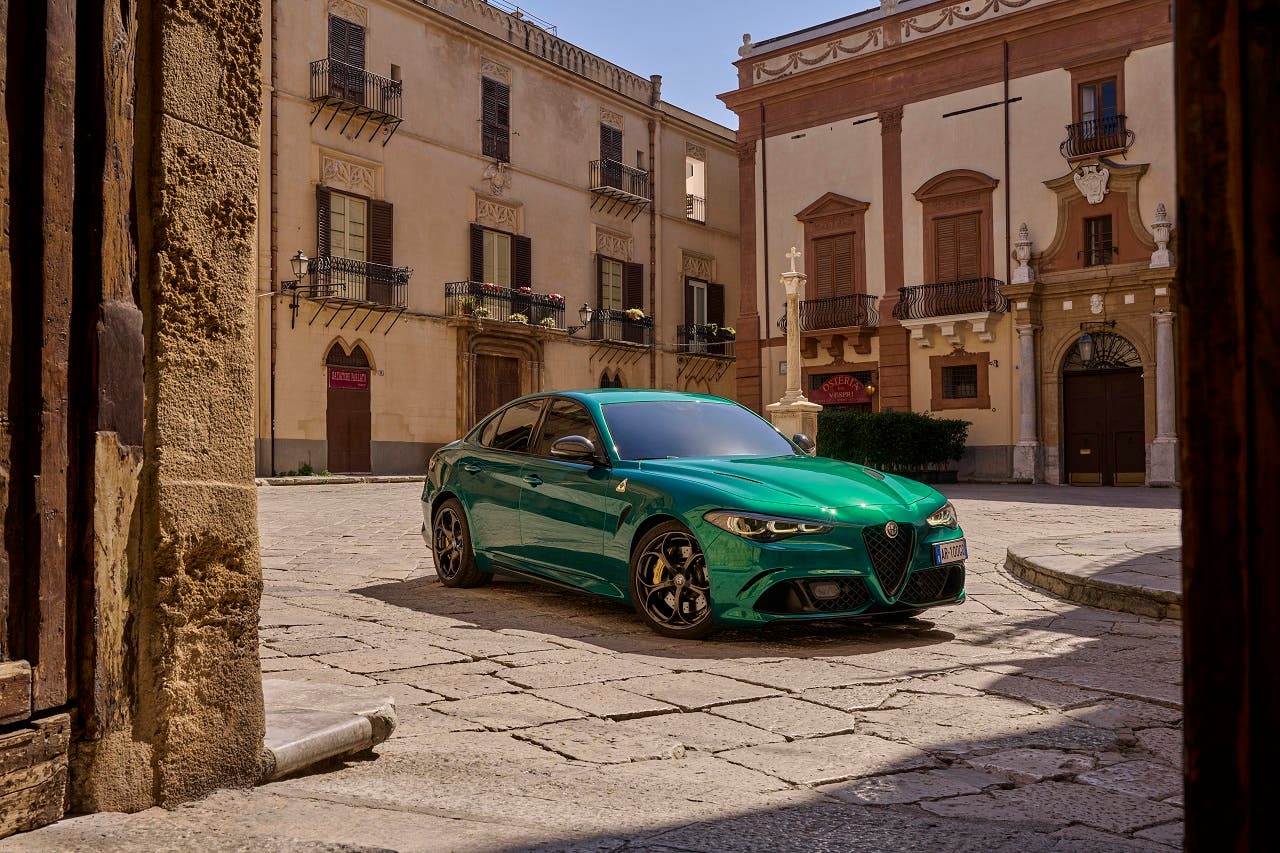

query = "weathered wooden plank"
(0, 661), (32, 725)
(0, 0), (13, 662)
(33, 0), (76, 712)
(0, 714), (70, 837)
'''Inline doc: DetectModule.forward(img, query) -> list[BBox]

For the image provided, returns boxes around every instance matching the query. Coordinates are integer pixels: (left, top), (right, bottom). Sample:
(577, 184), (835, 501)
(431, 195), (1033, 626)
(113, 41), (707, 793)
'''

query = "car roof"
(554, 389), (737, 406)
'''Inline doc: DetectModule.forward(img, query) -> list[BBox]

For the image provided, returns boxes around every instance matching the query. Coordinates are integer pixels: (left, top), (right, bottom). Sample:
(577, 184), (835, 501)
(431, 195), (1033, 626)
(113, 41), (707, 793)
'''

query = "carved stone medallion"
(1074, 164), (1111, 204)
(483, 160), (510, 197)
(476, 196), (520, 231)
(320, 152), (377, 197)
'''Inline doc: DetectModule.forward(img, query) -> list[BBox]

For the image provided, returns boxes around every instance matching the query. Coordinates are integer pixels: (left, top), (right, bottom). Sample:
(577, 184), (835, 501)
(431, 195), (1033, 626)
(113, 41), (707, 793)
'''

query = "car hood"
(636, 455), (937, 513)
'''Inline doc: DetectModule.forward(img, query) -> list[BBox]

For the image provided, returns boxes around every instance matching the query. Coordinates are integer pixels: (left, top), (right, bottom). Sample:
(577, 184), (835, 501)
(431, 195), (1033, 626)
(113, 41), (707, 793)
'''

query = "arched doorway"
(1061, 331), (1144, 485)
(326, 342), (372, 472)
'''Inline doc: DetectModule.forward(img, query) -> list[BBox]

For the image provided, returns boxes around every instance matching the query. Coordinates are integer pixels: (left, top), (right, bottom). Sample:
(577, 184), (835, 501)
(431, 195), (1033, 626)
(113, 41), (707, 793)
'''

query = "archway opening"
(326, 342), (372, 473)
(1061, 330), (1144, 486)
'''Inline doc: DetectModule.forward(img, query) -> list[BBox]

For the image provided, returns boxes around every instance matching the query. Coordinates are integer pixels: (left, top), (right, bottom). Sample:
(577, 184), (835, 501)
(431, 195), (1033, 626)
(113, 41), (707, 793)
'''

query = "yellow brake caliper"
(652, 554), (667, 584)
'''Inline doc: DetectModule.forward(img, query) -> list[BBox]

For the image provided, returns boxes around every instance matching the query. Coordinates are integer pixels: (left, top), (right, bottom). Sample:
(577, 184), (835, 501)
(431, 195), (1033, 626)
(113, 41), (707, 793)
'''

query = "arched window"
(600, 370), (624, 389)
(325, 342), (371, 369)
(1063, 330), (1141, 371)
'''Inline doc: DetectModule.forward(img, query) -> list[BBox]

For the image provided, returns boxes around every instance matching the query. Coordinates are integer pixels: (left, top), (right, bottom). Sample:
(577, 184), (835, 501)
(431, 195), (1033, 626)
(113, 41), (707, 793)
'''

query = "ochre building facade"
(257, 0), (740, 476)
(722, 0), (1178, 486)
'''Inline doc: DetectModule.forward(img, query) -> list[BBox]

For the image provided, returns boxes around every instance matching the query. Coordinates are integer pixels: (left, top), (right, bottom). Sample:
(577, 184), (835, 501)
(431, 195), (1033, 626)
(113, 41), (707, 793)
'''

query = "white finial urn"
(1012, 222), (1035, 284)
(1150, 203), (1173, 269)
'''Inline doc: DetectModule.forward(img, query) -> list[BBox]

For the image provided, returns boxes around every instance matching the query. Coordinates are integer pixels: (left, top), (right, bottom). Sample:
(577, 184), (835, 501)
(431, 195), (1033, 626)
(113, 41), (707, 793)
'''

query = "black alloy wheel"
(630, 521), (716, 639)
(432, 498), (491, 588)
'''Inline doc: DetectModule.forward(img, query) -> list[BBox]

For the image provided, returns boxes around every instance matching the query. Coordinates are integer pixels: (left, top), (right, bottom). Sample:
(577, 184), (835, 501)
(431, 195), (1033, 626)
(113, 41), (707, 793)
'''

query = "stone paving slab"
(1007, 531), (1182, 620)
(720, 733), (939, 785)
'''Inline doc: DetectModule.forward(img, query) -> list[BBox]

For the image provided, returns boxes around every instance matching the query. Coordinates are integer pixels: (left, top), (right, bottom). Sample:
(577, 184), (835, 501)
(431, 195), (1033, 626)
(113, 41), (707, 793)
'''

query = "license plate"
(934, 538), (967, 564)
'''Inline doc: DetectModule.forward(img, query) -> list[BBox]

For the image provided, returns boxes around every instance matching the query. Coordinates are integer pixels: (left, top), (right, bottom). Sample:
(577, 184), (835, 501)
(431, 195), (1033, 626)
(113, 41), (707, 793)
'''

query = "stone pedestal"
(1013, 442), (1044, 483)
(767, 249), (823, 450)
(767, 399), (822, 450)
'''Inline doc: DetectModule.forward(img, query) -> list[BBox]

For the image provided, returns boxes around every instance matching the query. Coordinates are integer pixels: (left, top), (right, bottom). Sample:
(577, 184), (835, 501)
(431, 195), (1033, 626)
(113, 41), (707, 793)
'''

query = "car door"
(517, 398), (632, 597)
(457, 397), (544, 565)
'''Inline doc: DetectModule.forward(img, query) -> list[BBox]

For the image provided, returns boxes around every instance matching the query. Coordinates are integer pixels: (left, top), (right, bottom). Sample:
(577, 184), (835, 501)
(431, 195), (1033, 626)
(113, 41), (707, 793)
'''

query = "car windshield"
(601, 400), (800, 460)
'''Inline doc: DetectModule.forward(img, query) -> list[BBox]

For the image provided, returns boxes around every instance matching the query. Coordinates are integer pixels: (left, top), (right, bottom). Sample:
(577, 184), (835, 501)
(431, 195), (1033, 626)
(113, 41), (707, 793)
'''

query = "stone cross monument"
(766, 247), (822, 448)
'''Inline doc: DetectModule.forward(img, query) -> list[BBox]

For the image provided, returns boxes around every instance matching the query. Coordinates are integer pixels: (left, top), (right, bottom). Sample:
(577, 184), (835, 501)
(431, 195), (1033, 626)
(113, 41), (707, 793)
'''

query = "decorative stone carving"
(596, 229), (633, 261)
(480, 57), (511, 84)
(1012, 222), (1035, 284)
(320, 153), (377, 197)
(880, 1), (900, 13)
(753, 29), (884, 81)
(902, 0), (1044, 40)
(1090, 294), (1104, 315)
(685, 141), (706, 162)
(600, 107), (624, 129)
(879, 106), (904, 135)
(328, 0), (368, 26)
(1150, 202), (1173, 268)
(1073, 163), (1111, 204)
(482, 160), (510, 196)
(737, 141), (755, 165)
(476, 196), (520, 231)
(682, 252), (713, 281)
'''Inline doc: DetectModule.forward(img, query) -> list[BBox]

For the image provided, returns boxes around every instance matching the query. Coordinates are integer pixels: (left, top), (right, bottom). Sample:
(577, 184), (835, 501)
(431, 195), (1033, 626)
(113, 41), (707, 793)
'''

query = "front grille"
(862, 522), (915, 597)
(754, 578), (871, 615)
(901, 564), (965, 605)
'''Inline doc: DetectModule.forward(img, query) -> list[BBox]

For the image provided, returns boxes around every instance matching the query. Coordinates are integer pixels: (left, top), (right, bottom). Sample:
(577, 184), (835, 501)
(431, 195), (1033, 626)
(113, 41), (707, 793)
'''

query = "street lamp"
(279, 249), (309, 328)
(290, 250), (310, 280)
(567, 303), (594, 336)
(1076, 333), (1095, 365)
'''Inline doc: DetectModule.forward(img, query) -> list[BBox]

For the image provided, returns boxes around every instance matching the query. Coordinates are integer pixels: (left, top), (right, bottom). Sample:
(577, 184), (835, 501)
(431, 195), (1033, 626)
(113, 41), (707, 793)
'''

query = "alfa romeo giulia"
(422, 390), (966, 638)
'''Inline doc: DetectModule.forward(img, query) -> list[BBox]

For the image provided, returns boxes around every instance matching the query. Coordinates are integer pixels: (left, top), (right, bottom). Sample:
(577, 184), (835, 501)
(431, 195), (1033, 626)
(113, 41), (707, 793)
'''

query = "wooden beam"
(0, 661), (31, 725)
(0, 0), (11, 662)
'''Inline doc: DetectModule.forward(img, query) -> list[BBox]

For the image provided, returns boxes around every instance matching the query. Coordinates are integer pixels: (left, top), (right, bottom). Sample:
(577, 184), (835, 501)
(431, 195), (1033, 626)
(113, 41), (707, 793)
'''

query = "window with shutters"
(329, 192), (368, 262)
(813, 233), (855, 299)
(932, 213), (982, 282)
(1079, 78), (1119, 133)
(483, 230), (511, 286)
(1084, 215), (1114, 266)
(328, 16), (366, 106)
(470, 225), (530, 288)
(599, 258), (624, 310)
(482, 77), (510, 162)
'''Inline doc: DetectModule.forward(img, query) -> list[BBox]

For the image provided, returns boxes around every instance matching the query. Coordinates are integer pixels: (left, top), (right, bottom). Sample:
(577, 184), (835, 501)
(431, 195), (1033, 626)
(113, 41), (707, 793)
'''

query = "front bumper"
(699, 517), (966, 627)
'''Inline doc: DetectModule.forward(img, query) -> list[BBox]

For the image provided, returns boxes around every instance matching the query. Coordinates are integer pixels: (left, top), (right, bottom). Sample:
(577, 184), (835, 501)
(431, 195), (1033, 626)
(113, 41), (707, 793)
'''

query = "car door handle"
(463, 463), (482, 474)
(523, 475), (543, 487)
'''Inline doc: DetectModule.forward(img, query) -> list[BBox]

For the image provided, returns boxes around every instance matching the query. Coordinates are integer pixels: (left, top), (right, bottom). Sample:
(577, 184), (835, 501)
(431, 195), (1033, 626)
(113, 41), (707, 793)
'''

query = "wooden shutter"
(955, 214), (980, 279)
(708, 283), (726, 326)
(832, 234), (853, 296)
(814, 236), (835, 299)
(369, 200), (393, 267)
(329, 16), (365, 69)
(622, 262), (643, 309)
(482, 78), (510, 162)
(934, 216), (957, 282)
(684, 280), (695, 327)
(469, 224), (485, 282)
(595, 255), (606, 307)
(600, 124), (622, 163)
(512, 235), (532, 288)
(316, 186), (332, 258)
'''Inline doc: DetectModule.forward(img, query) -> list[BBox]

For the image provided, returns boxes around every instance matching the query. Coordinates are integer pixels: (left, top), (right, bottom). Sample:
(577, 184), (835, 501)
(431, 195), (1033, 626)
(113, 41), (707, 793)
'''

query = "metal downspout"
(759, 103), (771, 410)
(269, 0), (279, 476)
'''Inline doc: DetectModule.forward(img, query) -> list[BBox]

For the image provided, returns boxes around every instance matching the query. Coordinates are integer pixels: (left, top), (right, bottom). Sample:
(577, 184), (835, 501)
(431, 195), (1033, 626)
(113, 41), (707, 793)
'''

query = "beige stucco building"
(255, 0), (739, 475)
(722, 0), (1178, 486)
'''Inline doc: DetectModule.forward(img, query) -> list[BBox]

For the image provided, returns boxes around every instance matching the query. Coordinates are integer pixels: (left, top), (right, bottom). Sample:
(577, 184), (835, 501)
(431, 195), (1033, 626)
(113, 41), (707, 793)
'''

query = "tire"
(872, 609), (925, 623)
(431, 498), (492, 588)
(630, 521), (717, 639)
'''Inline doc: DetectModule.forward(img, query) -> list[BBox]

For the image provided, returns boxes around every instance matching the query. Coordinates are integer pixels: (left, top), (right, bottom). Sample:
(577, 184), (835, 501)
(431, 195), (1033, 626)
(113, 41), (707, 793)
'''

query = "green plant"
(539, 316), (557, 328)
(473, 306), (491, 318)
(817, 409), (969, 472)
(321, 469), (332, 476)
(298, 463), (315, 476)
(507, 312), (529, 324)
(459, 296), (477, 314)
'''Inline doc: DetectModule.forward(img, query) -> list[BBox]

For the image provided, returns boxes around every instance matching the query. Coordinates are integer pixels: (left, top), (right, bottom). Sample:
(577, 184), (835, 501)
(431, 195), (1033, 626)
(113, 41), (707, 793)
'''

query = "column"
(1148, 311), (1178, 485)
(1012, 324), (1042, 482)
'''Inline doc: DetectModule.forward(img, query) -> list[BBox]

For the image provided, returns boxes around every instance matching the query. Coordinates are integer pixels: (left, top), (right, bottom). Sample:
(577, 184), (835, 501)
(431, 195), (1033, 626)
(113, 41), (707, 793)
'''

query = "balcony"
(1060, 115), (1135, 160)
(310, 58), (404, 145)
(777, 293), (879, 334)
(675, 324), (735, 358)
(893, 277), (1008, 348)
(444, 282), (567, 329)
(589, 308), (653, 346)
(589, 160), (651, 220)
(685, 194), (706, 224)
(305, 256), (411, 308)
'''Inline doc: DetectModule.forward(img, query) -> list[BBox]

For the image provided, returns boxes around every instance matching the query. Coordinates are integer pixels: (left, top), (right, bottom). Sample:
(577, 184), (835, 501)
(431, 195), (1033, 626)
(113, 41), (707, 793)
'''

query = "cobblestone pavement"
(10, 483), (1182, 852)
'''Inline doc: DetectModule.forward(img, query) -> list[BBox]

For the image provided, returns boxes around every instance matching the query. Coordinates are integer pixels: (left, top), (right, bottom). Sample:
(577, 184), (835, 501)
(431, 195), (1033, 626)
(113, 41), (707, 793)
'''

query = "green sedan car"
(422, 389), (966, 639)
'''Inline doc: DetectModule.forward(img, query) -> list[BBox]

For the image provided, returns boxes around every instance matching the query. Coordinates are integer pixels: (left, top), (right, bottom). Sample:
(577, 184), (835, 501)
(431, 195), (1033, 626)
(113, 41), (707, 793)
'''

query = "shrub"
(818, 409), (969, 471)
(298, 463), (315, 476)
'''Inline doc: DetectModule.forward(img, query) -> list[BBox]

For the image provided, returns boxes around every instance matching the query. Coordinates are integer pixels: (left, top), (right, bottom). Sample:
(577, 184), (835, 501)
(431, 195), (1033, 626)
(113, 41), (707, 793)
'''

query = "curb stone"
(259, 678), (397, 782)
(256, 475), (425, 486)
(1004, 534), (1181, 620)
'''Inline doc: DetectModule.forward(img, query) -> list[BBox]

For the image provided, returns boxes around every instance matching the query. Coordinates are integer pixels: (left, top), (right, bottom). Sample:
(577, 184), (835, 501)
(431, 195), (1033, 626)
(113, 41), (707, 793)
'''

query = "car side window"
(533, 399), (601, 457)
(476, 414), (499, 447)
(490, 399), (544, 453)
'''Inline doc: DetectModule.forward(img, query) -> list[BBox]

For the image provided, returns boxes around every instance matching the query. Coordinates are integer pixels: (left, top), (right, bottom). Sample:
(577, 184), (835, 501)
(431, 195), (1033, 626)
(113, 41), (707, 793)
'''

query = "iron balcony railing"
(444, 281), (567, 328)
(1060, 114), (1135, 159)
(892, 277), (1009, 321)
(675, 324), (735, 357)
(307, 256), (411, 307)
(777, 293), (880, 333)
(685, 194), (706, 224)
(311, 58), (403, 117)
(589, 159), (651, 201)
(590, 308), (653, 346)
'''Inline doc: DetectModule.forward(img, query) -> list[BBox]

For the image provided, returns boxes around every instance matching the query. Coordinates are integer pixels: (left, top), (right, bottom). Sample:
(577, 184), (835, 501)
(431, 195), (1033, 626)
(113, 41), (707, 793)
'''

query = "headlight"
(703, 510), (832, 543)
(926, 501), (958, 529)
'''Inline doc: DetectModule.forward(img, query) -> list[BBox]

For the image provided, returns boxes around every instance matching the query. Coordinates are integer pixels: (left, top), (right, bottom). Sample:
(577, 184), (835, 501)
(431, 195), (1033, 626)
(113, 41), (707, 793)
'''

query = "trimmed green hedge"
(818, 409), (969, 471)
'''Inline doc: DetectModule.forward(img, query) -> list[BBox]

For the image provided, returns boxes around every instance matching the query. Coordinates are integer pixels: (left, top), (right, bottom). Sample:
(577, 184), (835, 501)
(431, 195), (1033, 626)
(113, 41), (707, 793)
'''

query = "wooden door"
(327, 375), (372, 473)
(474, 355), (521, 424)
(1063, 368), (1145, 485)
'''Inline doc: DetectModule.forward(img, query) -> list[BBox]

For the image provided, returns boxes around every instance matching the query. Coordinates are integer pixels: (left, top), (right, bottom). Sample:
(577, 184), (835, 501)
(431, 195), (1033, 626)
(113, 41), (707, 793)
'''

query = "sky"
(504, 1), (881, 128)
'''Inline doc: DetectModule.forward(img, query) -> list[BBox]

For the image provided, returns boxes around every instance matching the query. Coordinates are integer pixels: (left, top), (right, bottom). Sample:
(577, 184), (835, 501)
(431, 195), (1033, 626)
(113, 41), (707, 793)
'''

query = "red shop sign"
(328, 367), (370, 391)
(809, 373), (870, 406)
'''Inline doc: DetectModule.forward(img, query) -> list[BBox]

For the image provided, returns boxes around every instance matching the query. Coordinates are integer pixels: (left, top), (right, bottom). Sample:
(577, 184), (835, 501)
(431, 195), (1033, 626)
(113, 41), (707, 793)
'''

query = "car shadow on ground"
(354, 574), (959, 661)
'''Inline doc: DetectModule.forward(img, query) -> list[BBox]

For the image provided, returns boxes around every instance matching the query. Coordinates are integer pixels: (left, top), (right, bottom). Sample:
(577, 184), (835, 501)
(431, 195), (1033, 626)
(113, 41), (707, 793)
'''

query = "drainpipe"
(1003, 40), (1016, 449)
(269, 0), (280, 476)
(648, 75), (660, 388)
(759, 102), (771, 410)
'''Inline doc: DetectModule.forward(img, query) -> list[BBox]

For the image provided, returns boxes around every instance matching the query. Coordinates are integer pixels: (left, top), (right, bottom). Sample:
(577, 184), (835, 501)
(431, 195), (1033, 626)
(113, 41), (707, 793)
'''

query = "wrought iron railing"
(444, 281), (566, 328)
(307, 256), (411, 307)
(590, 308), (653, 346)
(1060, 114), (1134, 159)
(310, 58), (403, 119)
(686, 194), (706, 223)
(892, 277), (1009, 321)
(676, 324), (735, 357)
(589, 159), (651, 201)
(778, 293), (879, 333)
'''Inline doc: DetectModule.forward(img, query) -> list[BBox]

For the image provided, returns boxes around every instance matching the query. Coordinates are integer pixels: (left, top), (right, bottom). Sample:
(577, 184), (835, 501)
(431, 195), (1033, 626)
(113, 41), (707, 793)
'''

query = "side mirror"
(793, 433), (816, 455)
(551, 435), (600, 462)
